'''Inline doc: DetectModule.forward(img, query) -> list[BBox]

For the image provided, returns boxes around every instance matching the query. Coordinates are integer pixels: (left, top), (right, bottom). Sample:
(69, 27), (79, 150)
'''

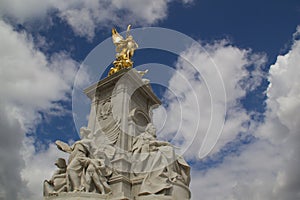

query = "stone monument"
(43, 26), (191, 200)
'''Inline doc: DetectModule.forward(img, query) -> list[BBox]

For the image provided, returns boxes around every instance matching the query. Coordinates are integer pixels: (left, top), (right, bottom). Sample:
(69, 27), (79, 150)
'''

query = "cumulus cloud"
(154, 40), (266, 159)
(0, 105), (29, 199)
(0, 0), (191, 39)
(0, 20), (83, 199)
(256, 26), (300, 199)
(0, 20), (79, 131)
(190, 139), (282, 200)
(189, 27), (300, 200)
(21, 137), (68, 199)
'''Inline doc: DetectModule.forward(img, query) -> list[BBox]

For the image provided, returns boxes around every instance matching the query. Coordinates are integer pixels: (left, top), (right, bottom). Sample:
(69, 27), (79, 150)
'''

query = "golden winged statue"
(109, 25), (138, 76)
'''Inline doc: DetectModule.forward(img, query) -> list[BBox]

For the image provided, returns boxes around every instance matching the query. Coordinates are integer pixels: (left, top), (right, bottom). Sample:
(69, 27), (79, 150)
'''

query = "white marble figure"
(54, 127), (113, 194)
(131, 123), (190, 196)
(43, 158), (67, 196)
(85, 151), (112, 194)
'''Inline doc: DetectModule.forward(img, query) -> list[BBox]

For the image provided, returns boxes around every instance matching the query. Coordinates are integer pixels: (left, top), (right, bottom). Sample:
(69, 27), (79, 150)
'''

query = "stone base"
(136, 195), (172, 200)
(44, 192), (111, 200)
(109, 174), (132, 199)
(171, 181), (191, 200)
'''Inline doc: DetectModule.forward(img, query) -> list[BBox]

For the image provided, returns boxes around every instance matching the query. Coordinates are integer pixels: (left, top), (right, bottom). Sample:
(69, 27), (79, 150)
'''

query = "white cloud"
(0, 19), (81, 199)
(190, 139), (283, 200)
(255, 25), (300, 199)
(155, 40), (266, 159)
(0, 0), (191, 40)
(21, 137), (68, 199)
(0, 20), (79, 131)
(189, 27), (300, 200)
(0, 0), (51, 23)
(0, 105), (29, 199)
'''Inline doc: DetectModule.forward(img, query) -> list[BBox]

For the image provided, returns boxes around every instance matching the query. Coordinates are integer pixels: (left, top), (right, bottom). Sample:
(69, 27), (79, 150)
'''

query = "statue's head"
(145, 123), (156, 137)
(55, 158), (66, 169)
(80, 127), (91, 139)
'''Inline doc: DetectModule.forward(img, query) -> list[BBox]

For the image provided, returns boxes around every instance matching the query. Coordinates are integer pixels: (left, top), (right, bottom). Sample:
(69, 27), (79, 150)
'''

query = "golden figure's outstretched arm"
(126, 25), (131, 38)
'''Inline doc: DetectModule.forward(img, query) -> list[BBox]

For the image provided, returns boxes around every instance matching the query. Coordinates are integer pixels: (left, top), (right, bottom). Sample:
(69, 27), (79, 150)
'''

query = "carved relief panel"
(96, 98), (120, 145)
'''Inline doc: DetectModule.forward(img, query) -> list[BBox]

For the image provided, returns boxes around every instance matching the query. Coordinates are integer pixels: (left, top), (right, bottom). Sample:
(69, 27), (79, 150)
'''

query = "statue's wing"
(55, 140), (72, 153)
(112, 28), (124, 45)
(126, 25), (131, 38)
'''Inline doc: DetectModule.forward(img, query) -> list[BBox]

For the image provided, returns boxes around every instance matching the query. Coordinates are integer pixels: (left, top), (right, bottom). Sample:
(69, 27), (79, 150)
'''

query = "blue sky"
(0, 0), (300, 199)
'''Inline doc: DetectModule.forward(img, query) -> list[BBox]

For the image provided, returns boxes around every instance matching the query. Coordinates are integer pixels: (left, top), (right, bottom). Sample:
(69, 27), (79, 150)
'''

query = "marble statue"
(84, 153), (112, 194)
(132, 123), (191, 196)
(64, 127), (92, 192)
(43, 158), (67, 196)
(46, 127), (113, 195)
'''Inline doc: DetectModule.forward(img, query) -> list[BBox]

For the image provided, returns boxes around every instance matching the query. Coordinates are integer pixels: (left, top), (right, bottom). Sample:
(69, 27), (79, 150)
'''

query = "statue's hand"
(150, 140), (169, 147)
(55, 140), (72, 153)
(151, 146), (158, 151)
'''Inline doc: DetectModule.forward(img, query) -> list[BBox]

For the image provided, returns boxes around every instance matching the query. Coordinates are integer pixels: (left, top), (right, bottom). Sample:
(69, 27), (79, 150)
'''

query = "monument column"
(83, 68), (161, 199)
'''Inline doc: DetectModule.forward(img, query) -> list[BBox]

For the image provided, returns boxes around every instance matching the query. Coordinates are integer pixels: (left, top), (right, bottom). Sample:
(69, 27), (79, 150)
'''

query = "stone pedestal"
(83, 69), (161, 200)
(44, 192), (110, 200)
